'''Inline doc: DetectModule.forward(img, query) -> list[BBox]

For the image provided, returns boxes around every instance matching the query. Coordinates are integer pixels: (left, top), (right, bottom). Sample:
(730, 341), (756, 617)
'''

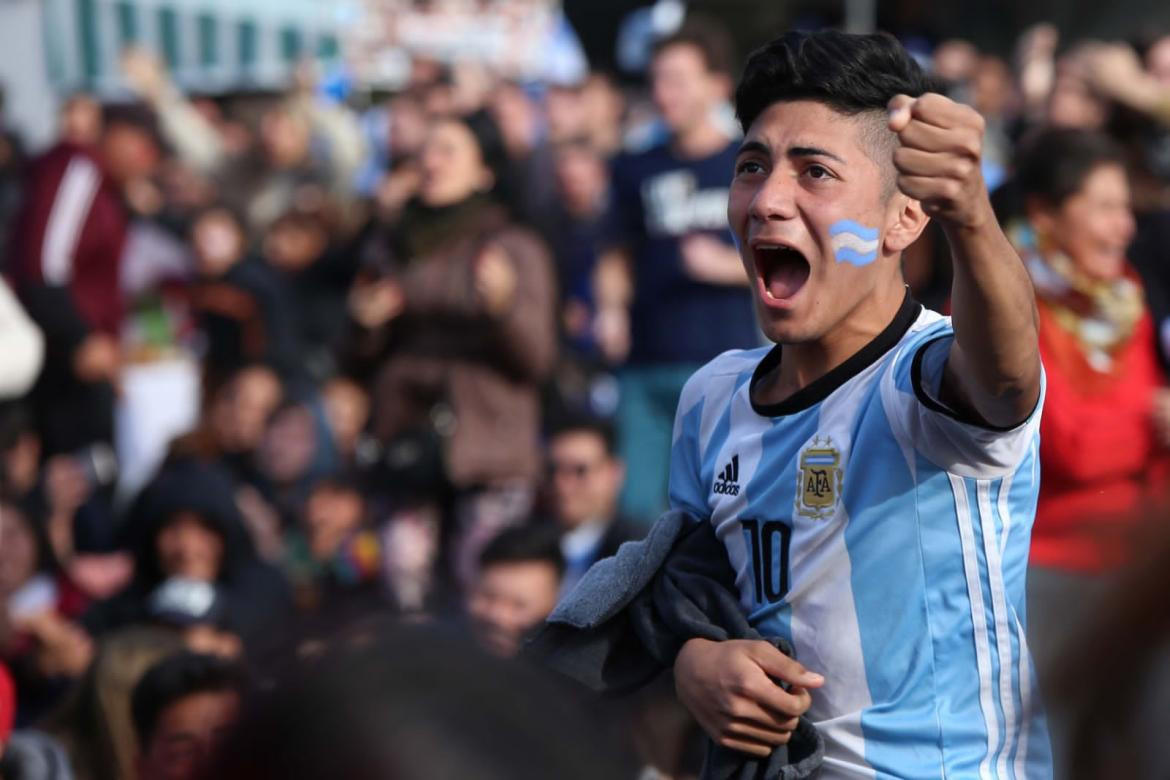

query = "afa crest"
(796, 436), (843, 520)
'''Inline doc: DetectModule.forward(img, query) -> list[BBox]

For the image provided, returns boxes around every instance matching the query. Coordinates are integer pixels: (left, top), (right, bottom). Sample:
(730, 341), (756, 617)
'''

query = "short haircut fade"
(735, 30), (936, 133)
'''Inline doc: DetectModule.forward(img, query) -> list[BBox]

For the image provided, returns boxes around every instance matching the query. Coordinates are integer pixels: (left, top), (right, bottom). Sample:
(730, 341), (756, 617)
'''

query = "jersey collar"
(749, 291), (922, 417)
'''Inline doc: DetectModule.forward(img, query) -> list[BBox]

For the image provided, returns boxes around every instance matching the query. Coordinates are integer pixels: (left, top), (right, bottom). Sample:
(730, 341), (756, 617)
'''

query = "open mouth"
(753, 245), (810, 305)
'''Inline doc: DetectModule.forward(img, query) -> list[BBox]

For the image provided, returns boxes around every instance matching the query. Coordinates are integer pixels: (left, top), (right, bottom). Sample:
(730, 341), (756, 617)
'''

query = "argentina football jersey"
(669, 293), (1052, 779)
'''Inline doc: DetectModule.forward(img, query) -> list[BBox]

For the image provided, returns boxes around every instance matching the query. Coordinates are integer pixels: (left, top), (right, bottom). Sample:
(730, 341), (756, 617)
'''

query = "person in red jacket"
(1010, 127), (1170, 767)
(6, 105), (159, 461)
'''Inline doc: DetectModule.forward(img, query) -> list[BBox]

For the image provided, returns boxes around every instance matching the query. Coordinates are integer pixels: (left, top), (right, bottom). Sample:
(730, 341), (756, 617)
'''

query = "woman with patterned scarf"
(1011, 127), (1170, 772)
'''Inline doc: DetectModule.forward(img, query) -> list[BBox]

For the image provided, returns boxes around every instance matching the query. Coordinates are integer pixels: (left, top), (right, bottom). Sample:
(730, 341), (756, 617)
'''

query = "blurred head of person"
(263, 211), (330, 274)
(582, 72), (625, 155)
(259, 106), (311, 170)
(417, 110), (504, 208)
(155, 511), (224, 584)
(546, 82), (589, 145)
(0, 500), (55, 600)
(650, 20), (735, 138)
(100, 104), (162, 184)
(553, 138), (608, 218)
(302, 478), (365, 563)
(1018, 128), (1135, 281)
(258, 400), (335, 490)
(1047, 51), (1110, 130)
(931, 39), (980, 86)
(124, 459), (258, 591)
(209, 625), (635, 780)
(388, 91), (429, 161)
(190, 205), (248, 278)
(0, 404), (40, 498)
(466, 525), (564, 657)
(1143, 33), (1170, 87)
(727, 30), (934, 345)
(547, 419), (624, 532)
(132, 651), (246, 780)
(320, 378), (369, 459)
(972, 55), (1017, 120)
(209, 364), (283, 456)
(60, 93), (102, 147)
(489, 81), (541, 160)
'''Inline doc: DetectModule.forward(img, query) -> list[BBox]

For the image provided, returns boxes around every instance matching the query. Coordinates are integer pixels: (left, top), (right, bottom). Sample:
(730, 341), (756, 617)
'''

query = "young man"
(466, 525), (565, 658)
(596, 21), (757, 524)
(546, 418), (639, 594)
(667, 31), (1051, 778)
(132, 651), (247, 780)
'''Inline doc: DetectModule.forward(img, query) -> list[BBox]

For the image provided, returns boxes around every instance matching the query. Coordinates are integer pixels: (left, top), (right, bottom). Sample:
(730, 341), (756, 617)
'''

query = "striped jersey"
(669, 295), (1052, 779)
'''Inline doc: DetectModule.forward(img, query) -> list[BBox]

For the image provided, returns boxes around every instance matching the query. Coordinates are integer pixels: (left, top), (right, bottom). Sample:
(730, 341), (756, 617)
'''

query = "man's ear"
(883, 193), (930, 254)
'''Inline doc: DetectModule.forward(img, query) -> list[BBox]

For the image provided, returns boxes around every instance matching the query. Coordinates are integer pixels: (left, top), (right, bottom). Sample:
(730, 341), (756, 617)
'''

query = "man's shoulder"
(676, 347), (769, 417)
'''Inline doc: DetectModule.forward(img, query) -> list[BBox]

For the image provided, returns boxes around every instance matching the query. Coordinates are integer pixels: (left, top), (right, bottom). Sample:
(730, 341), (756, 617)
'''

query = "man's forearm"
(944, 206), (1042, 427)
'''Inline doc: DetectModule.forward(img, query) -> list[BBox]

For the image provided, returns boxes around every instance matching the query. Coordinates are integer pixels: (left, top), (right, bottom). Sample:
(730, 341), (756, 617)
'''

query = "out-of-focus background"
(0, 1), (1169, 778)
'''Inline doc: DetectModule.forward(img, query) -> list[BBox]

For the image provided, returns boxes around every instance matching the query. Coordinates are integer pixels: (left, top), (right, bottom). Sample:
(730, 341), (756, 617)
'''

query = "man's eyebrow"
(788, 145), (846, 164)
(735, 139), (771, 157)
(735, 140), (847, 165)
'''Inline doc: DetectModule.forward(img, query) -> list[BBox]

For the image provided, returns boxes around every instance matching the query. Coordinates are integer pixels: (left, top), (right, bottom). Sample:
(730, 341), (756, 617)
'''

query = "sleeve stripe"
(41, 156), (100, 285)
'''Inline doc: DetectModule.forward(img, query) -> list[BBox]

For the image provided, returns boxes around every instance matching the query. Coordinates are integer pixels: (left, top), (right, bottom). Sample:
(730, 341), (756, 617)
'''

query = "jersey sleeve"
(882, 321), (1045, 479)
(668, 363), (713, 519)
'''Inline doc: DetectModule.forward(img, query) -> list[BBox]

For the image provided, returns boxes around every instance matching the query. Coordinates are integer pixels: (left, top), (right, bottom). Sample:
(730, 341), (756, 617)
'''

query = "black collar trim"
(749, 292), (922, 417)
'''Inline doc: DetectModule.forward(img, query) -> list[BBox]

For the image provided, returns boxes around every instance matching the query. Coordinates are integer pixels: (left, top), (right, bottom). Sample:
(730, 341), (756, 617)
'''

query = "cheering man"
(667, 31), (1051, 778)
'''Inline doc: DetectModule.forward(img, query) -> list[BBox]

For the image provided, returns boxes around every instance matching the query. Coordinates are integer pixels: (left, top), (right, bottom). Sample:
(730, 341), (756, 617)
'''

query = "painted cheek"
(828, 220), (880, 266)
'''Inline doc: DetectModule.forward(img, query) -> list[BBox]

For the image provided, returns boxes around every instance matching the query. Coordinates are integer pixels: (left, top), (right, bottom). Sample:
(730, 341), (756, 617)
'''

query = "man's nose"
(749, 172), (798, 222)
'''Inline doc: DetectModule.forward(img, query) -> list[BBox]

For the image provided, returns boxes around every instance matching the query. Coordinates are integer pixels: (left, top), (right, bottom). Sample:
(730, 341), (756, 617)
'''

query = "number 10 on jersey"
(740, 519), (792, 604)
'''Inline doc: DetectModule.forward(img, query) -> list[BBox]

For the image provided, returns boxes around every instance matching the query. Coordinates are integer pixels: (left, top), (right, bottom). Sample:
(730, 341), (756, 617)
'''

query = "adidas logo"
(713, 455), (740, 496)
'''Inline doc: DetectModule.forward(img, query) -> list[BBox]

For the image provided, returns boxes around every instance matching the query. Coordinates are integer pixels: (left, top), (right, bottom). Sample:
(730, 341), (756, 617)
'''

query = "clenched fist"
(887, 93), (991, 231)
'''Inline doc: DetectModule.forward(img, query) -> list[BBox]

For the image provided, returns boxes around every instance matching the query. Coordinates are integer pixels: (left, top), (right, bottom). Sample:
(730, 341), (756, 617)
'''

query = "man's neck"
(756, 282), (909, 406)
(670, 117), (728, 160)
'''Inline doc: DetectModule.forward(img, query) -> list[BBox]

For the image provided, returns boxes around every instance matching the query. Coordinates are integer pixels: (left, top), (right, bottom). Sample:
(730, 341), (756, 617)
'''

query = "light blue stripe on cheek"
(835, 246), (879, 266)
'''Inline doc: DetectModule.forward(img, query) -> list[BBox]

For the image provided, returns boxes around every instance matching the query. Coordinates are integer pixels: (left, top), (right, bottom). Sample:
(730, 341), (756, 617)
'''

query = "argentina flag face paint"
(829, 220), (880, 266)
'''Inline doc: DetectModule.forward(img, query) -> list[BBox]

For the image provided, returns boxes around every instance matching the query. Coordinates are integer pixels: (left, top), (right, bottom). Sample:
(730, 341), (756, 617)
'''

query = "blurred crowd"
(0, 6), (1168, 779)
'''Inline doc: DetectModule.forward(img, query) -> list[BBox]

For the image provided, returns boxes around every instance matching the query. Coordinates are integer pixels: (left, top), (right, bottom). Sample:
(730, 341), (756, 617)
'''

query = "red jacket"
(1031, 303), (1169, 572)
(7, 142), (127, 356)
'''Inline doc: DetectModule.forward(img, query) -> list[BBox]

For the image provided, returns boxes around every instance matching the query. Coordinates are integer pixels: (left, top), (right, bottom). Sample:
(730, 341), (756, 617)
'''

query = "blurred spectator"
(595, 20), (755, 523)
(83, 459), (291, 658)
(46, 626), (184, 780)
(350, 110), (556, 590)
(0, 87), (26, 257)
(281, 476), (382, 614)
(466, 524), (564, 658)
(545, 418), (637, 595)
(187, 206), (299, 390)
(7, 104), (159, 506)
(1009, 127), (1170, 771)
(130, 654), (244, 780)
(0, 500), (91, 725)
(131, 652), (246, 780)
(58, 95), (102, 149)
(211, 625), (635, 780)
(262, 209), (358, 383)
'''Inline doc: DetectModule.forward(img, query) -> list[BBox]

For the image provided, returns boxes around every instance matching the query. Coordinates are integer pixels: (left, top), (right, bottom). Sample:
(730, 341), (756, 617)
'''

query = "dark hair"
(1015, 128), (1127, 207)
(734, 30), (935, 133)
(101, 102), (161, 141)
(549, 415), (617, 457)
(457, 109), (508, 186)
(652, 17), (736, 77)
(479, 524), (565, 579)
(131, 651), (248, 747)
